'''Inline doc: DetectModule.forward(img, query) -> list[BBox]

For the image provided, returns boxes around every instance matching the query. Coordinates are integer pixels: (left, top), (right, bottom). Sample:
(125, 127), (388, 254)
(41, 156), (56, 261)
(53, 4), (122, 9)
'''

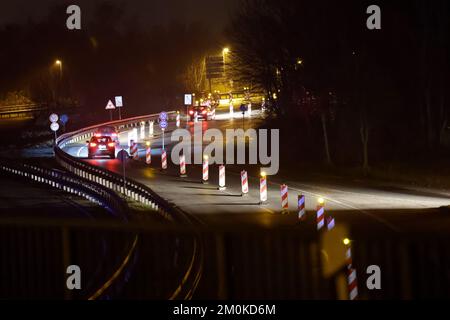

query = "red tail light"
(108, 143), (115, 147)
(90, 143), (97, 147)
(202, 110), (207, 115)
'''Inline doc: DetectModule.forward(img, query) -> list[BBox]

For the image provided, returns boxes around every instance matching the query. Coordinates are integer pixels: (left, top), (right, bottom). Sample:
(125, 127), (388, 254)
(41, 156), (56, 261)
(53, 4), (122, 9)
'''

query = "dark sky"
(0, 0), (237, 31)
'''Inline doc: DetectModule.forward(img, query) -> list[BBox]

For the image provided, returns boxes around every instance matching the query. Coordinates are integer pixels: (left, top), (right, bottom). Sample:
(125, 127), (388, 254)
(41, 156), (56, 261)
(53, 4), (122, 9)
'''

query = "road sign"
(60, 114), (69, 125)
(105, 100), (116, 110)
(159, 120), (168, 130)
(115, 96), (123, 107)
(184, 94), (193, 106)
(117, 150), (130, 162)
(50, 122), (60, 132)
(49, 113), (58, 123)
(159, 112), (168, 121)
(240, 104), (248, 112)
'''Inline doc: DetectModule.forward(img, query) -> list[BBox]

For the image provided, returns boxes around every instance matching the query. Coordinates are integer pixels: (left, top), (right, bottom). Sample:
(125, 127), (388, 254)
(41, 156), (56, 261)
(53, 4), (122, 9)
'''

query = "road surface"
(61, 108), (450, 233)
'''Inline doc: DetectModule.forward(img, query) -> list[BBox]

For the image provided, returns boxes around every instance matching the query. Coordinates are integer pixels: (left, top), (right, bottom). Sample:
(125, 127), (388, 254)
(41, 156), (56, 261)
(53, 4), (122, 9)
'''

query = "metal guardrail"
(54, 112), (185, 223)
(0, 161), (128, 221)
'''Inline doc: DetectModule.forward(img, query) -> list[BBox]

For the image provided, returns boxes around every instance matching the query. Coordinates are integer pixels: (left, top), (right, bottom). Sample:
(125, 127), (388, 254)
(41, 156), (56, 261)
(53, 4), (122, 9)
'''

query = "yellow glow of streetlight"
(55, 60), (62, 66)
(261, 171), (267, 178)
(343, 238), (351, 246)
(223, 47), (230, 55)
(297, 58), (303, 65)
(146, 141), (151, 147)
(318, 197), (325, 205)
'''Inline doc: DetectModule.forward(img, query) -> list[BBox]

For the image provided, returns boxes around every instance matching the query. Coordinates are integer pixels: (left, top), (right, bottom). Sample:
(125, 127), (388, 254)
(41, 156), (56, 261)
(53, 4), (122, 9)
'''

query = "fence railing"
(54, 111), (187, 223)
(0, 161), (128, 221)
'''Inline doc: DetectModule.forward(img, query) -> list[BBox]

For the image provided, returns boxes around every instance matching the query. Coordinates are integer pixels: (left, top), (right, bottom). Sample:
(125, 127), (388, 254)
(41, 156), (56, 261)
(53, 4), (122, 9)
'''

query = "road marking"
(77, 146), (86, 157)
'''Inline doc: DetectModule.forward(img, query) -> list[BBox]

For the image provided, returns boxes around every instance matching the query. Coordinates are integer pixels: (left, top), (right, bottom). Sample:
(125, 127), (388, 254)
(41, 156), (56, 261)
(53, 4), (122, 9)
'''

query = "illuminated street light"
(343, 238), (351, 246)
(146, 141), (151, 147)
(318, 197), (325, 205)
(223, 47), (230, 55)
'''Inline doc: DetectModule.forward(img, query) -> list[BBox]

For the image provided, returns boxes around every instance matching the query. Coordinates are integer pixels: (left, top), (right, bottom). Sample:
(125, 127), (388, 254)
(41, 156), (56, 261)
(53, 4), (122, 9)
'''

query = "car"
(87, 136), (116, 159)
(188, 106), (214, 121)
(93, 126), (119, 145)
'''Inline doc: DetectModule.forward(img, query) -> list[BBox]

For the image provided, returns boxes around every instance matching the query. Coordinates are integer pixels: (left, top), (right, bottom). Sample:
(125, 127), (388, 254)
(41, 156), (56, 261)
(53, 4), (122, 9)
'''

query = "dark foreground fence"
(0, 220), (449, 300)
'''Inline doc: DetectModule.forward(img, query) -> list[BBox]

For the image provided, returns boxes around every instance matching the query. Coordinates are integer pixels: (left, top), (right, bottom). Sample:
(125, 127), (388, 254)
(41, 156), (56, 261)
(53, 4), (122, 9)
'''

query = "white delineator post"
(149, 121), (154, 137)
(229, 102), (234, 119)
(281, 184), (289, 213)
(132, 128), (139, 143)
(176, 113), (181, 128)
(180, 154), (187, 177)
(260, 172), (267, 204)
(161, 150), (167, 170)
(202, 156), (209, 183)
(298, 195), (306, 221)
(140, 122), (145, 139)
(218, 165), (226, 190)
(241, 170), (249, 196)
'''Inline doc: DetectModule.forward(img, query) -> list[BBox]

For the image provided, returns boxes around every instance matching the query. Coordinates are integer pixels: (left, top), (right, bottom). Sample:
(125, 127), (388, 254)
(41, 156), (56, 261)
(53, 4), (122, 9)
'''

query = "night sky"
(0, 0), (236, 31)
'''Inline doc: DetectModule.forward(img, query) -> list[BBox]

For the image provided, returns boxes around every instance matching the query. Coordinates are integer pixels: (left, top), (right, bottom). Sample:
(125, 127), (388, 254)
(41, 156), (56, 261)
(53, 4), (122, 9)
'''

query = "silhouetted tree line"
(227, 0), (450, 168)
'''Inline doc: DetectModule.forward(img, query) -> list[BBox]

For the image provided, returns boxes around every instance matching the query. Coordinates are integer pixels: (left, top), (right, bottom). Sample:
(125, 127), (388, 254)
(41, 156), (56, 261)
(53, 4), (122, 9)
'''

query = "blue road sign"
(117, 150), (130, 162)
(159, 112), (168, 121)
(60, 114), (69, 125)
(159, 120), (168, 130)
(240, 104), (248, 112)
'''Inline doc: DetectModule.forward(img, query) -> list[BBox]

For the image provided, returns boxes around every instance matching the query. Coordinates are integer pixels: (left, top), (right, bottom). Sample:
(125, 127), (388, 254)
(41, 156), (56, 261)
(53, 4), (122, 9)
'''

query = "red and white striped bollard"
(146, 144), (151, 165)
(298, 195), (306, 221)
(346, 247), (358, 300)
(180, 154), (187, 177)
(281, 184), (289, 213)
(218, 165), (226, 190)
(317, 203), (325, 230)
(241, 170), (249, 196)
(161, 149), (167, 170)
(260, 172), (267, 204)
(202, 156), (209, 183)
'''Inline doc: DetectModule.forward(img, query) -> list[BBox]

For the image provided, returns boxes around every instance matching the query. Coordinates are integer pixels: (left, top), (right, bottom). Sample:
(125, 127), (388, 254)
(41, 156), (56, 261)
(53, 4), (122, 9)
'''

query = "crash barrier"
(55, 112), (182, 222)
(0, 162), (128, 220)
(0, 221), (449, 299)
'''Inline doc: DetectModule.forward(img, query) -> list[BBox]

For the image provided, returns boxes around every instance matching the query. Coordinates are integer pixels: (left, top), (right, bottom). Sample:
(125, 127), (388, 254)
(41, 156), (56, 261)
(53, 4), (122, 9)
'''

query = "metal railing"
(54, 112), (186, 223)
(0, 161), (128, 220)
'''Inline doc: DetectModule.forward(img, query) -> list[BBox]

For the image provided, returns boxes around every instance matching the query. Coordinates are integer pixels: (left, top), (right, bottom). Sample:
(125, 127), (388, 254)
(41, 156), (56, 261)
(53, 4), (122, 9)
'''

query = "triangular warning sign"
(105, 100), (116, 110)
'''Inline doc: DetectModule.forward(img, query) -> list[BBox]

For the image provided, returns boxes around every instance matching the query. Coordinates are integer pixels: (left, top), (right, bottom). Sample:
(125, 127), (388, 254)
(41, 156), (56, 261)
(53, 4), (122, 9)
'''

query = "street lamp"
(55, 60), (62, 75)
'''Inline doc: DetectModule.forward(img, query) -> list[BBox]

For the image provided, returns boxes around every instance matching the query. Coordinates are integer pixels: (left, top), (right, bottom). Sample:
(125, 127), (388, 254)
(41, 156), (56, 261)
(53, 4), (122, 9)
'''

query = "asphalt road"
(62, 108), (450, 234)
